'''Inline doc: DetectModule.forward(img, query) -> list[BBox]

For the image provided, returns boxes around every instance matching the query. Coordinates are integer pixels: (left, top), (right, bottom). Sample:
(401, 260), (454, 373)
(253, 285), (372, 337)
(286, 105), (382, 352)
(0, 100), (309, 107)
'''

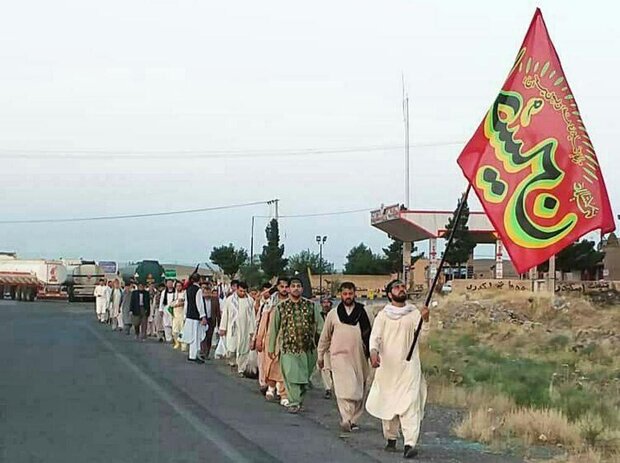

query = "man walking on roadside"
(256, 277), (290, 405)
(93, 279), (108, 323)
(220, 281), (255, 376)
(181, 273), (208, 364)
(318, 282), (371, 432)
(254, 282), (272, 393)
(159, 279), (177, 343)
(130, 282), (151, 341)
(366, 279), (429, 459)
(103, 280), (113, 323)
(317, 297), (335, 399)
(109, 279), (123, 331)
(121, 281), (134, 334)
(268, 276), (323, 414)
(200, 282), (221, 360)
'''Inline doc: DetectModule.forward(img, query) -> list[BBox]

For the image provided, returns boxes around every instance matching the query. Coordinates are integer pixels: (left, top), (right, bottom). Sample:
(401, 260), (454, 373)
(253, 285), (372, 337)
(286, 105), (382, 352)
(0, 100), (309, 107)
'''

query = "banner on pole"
(457, 9), (615, 273)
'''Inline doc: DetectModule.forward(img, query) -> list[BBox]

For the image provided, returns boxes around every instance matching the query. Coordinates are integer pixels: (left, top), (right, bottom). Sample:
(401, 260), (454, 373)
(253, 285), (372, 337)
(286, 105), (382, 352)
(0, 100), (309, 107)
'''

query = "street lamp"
(316, 235), (327, 297)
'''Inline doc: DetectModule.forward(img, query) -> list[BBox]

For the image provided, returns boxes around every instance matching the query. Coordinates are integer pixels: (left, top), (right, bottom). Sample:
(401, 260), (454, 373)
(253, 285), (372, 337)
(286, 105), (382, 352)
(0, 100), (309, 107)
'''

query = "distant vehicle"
(441, 281), (453, 294)
(98, 261), (119, 279)
(66, 261), (105, 302)
(0, 258), (68, 299)
(0, 271), (38, 301)
(98, 261), (120, 286)
(120, 260), (166, 286)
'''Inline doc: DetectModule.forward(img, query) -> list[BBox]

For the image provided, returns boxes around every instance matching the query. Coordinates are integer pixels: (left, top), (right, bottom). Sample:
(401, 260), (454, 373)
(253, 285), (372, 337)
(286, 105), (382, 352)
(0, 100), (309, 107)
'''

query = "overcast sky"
(0, 1), (617, 268)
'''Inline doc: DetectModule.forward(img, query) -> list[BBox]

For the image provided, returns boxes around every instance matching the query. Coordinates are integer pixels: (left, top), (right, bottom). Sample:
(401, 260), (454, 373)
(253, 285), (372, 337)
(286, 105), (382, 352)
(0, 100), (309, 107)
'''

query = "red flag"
(457, 8), (615, 274)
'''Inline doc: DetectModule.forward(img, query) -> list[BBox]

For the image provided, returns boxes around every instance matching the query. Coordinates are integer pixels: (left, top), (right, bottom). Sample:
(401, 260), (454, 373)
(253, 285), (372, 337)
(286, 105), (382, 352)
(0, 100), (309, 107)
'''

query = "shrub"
(548, 334), (571, 350)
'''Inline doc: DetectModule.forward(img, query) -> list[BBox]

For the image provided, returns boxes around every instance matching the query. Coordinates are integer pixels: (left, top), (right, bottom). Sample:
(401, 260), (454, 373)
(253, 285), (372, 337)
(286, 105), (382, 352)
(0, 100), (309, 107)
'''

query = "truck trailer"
(120, 260), (166, 286)
(0, 259), (68, 299)
(0, 271), (38, 301)
(66, 261), (105, 302)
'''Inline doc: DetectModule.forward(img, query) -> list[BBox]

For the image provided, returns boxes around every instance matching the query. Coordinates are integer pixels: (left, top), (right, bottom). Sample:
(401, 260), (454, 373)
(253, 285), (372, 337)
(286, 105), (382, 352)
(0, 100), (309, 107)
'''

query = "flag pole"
(406, 183), (472, 361)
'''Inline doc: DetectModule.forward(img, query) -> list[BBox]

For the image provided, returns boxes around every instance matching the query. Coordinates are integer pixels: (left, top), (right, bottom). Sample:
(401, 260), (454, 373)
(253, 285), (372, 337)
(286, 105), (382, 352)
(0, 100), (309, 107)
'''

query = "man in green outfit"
(268, 276), (323, 414)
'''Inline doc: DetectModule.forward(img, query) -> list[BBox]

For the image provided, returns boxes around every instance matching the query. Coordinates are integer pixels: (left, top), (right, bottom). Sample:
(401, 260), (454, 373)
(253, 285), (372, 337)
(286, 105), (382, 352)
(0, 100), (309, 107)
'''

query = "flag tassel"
(406, 183), (472, 361)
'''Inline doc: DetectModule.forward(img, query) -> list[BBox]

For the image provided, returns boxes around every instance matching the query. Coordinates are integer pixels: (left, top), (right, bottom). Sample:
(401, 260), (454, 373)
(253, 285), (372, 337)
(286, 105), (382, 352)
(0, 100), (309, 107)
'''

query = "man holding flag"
(366, 280), (428, 459)
(457, 8), (614, 274)
(373, 7), (615, 460)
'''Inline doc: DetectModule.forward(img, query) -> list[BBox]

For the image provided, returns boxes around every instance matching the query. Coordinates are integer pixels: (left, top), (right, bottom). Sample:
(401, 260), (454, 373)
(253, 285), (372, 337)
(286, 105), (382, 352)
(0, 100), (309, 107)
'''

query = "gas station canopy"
(370, 204), (498, 244)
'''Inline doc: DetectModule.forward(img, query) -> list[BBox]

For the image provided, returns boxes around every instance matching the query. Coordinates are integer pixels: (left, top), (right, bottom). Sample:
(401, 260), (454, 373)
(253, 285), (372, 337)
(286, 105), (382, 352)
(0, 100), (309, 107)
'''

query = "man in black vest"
(200, 282), (221, 360)
(130, 282), (151, 341)
(181, 273), (208, 364)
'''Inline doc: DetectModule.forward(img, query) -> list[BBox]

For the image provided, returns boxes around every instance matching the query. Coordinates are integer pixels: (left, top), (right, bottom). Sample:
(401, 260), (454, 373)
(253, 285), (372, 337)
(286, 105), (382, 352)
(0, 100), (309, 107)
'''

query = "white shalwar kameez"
(159, 289), (178, 342)
(103, 285), (112, 322)
(181, 288), (208, 360)
(93, 285), (108, 322)
(109, 287), (123, 330)
(366, 303), (427, 449)
(220, 294), (256, 374)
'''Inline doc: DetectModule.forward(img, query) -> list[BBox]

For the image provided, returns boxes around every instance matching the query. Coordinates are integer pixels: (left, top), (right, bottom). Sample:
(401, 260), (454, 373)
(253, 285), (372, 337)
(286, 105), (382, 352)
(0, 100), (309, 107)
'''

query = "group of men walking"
(93, 275), (221, 357)
(255, 276), (428, 458)
(94, 274), (429, 458)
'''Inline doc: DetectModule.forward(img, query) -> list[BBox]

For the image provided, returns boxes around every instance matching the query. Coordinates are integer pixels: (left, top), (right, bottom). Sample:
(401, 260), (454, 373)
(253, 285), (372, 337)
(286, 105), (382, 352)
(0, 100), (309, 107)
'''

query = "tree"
(238, 261), (265, 288)
(344, 243), (389, 275)
(382, 237), (424, 274)
(442, 197), (476, 277)
(260, 219), (288, 279)
(287, 250), (335, 275)
(541, 240), (605, 277)
(210, 244), (248, 279)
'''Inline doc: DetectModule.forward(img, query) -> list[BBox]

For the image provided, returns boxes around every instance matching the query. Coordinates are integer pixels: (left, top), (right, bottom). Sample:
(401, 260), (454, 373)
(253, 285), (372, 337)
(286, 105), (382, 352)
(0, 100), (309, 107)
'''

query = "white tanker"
(0, 258), (68, 299)
(65, 260), (105, 302)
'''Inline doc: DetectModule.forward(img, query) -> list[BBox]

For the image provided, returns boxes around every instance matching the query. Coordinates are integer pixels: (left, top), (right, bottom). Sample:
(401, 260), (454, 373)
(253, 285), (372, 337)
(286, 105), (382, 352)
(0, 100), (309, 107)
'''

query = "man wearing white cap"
(366, 279), (429, 459)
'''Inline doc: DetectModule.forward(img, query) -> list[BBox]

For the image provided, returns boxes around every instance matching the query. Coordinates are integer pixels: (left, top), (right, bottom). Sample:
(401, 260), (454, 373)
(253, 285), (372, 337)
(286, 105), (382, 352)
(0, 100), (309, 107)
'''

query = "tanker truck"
(0, 271), (39, 301)
(120, 260), (166, 286)
(0, 258), (68, 299)
(65, 260), (105, 302)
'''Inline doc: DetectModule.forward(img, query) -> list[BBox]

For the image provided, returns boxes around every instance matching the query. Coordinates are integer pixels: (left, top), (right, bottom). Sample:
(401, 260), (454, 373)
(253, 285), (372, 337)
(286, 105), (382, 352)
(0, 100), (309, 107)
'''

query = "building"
(371, 204), (507, 281)
(602, 233), (620, 280)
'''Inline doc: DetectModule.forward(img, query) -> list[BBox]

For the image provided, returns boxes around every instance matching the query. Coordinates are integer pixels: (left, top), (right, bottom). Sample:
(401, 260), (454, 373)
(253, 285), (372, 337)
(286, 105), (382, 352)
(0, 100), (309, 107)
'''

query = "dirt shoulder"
(212, 360), (522, 463)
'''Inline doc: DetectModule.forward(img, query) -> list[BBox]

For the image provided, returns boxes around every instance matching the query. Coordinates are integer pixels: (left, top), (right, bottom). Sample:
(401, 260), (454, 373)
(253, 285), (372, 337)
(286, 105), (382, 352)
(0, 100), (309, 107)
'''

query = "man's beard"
(391, 292), (407, 303)
(278, 291), (288, 298)
(342, 297), (354, 306)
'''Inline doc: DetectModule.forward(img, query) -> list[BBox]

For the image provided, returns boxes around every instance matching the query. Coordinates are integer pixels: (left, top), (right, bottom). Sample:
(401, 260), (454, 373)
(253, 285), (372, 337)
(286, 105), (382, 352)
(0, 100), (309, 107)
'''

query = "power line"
(0, 203), (371, 225)
(0, 141), (464, 160)
(0, 199), (276, 225)
(253, 208), (370, 219)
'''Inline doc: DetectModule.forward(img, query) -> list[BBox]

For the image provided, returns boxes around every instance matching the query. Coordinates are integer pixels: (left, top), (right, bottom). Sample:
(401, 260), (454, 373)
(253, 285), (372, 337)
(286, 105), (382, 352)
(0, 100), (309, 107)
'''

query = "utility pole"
(402, 77), (412, 288)
(253, 199), (279, 265)
(250, 216), (255, 264)
(316, 235), (327, 297)
(266, 198), (280, 221)
(403, 75), (410, 209)
(548, 255), (556, 297)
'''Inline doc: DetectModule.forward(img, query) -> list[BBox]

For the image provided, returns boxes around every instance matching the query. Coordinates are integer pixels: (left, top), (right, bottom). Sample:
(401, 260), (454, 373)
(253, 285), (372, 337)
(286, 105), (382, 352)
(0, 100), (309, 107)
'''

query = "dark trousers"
(200, 317), (215, 358)
(132, 311), (148, 339)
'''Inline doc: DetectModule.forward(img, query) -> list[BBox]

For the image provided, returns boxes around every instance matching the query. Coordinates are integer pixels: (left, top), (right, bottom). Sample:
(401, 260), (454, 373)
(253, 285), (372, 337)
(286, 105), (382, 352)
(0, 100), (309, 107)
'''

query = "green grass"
(423, 329), (619, 421)
(425, 296), (620, 461)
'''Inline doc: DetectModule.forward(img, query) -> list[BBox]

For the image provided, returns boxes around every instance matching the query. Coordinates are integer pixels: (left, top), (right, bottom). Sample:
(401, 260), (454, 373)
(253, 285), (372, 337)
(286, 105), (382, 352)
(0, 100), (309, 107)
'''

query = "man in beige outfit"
(255, 277), (289, 406)
(318, 282), (372, 433)
(317, 297), (334, 399)
(366, 279), (429, 459)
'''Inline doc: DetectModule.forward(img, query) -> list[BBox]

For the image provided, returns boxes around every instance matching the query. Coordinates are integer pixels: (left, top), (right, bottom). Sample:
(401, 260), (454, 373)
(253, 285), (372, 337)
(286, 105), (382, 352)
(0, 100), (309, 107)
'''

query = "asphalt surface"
(0, 300), (523, 463)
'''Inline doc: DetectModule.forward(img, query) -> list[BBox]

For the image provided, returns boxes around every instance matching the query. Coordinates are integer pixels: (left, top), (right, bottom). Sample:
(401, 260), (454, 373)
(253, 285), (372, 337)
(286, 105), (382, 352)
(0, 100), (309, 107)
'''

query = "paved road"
(0, 300), (522, 463)
(1, 300), (380, 463)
